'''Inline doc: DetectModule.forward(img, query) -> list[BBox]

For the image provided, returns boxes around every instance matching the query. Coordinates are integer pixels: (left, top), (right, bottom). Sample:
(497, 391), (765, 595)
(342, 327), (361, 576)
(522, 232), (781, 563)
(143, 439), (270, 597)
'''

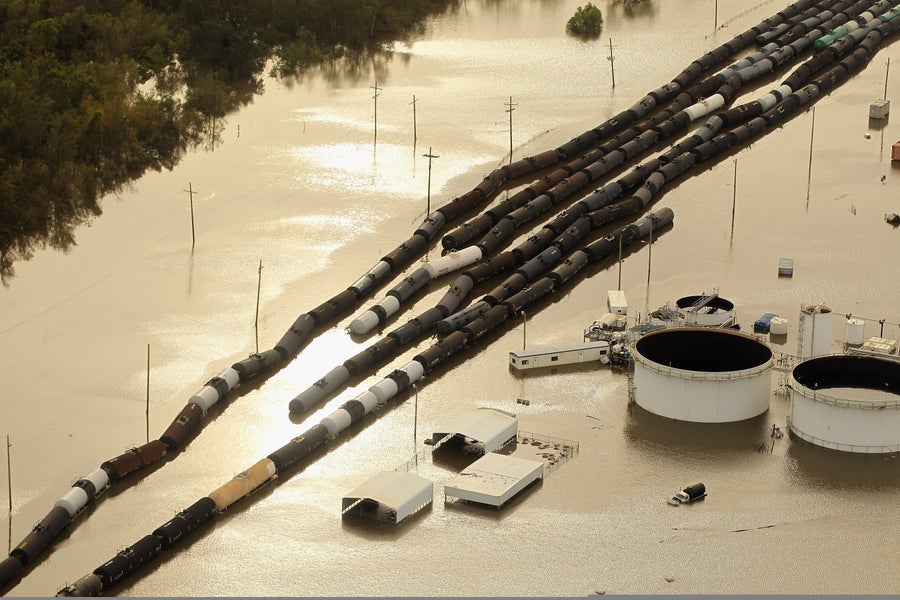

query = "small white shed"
(341, 471), (433, 524)
(431, 407), (518, 454)
(443, 453), (544, 507)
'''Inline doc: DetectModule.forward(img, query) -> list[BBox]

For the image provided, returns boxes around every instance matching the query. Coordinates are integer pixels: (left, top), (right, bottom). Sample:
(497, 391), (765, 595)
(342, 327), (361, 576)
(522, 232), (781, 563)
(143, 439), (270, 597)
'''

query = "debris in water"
(665, 576), (675, 583)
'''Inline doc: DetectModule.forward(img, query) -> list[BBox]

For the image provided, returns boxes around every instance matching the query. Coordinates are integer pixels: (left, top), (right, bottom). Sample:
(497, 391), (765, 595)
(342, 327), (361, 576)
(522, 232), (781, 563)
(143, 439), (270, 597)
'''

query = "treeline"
(0, 0), (455, 284)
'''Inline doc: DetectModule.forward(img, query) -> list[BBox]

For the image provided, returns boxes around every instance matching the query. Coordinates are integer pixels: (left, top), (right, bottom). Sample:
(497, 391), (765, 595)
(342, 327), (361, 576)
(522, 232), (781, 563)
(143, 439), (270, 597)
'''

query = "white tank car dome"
(789, 354), (900, 454)
(632, 328), (773, 423)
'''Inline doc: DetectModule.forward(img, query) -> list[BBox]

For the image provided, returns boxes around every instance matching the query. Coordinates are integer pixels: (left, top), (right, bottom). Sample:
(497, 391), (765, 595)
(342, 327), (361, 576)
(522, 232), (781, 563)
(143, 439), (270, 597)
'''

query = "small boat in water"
(666, 482), (707, 506)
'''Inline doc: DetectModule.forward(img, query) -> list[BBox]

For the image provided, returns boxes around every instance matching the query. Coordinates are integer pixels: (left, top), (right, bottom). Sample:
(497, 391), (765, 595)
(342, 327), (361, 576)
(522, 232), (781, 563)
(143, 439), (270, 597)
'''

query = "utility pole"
(617, 233), (623, 291)
(371, 80), (382, 146)
(647, 220), (653, 286)
(255, 260), (263, 354)
(423, 147), (439, 216)
(146, 344), (150, 444)
(884, 57), (891, 101)
(608, 39), (616, 88)
(806, 106), (816, 207)
(183, 183), (197, 247)
(505, 97), (517, 164)
(6, 434), (10, 555)
(714, 0), (718, 30)
(731, 159), (738, 232)
(410, 95), (418, 145)
(521, 310), (527, 351)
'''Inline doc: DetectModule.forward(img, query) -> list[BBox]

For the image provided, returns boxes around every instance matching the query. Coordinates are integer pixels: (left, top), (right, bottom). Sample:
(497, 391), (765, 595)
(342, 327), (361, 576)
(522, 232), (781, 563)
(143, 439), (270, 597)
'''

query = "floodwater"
(1, 0), (899, 596)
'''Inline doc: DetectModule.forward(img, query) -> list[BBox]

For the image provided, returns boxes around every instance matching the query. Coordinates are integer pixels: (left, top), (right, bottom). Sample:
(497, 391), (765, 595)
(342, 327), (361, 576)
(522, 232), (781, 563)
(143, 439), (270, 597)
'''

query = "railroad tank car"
(321, 407), (353, 437)
(11, 506), (70, 565)
(348, 261), (391, 297)
(209, 459), (277, 511)
(413, 330), (468, 370)
(350, 295), (399, 334)
(189, 368), (240, 415)
(435, 301), (490, 335)
(399, 359), (426, 386)
(502, 278), (555, 314)
(231, 348), (282, 381)
(525, 149), (560, 171)
(442, 217), (489, 250)
(548, 252), (590, 286)
(434, 284), (469, 318)
(422, 246), (482, 280)
(369, 378), (399, 404)
(159, 402), (204, 451)
(71, 468), (109, 502)
(546, 207), (586, 236)
(475, 219), (515, 256)
(413, 211), (446, 240)
(382, 235), (429, 270)
(0, 556), (23, 585)
(92, 534), (163, 588)
(152, 497), (217, 549)
(266, 425), (330, 473)
(436, 189), (483, 222)
(511, 229), (556, 263)
(57, 572), (103, 596)
(461, 305), (511, 341)
(388, 268), (431, 303)
(484, 273), (527, 306)
(308, 289), (359, 326)
(290, 365), (350, 413)
(516, 247), (562, 281)
(388, 314), (432, 346)
(386, 368), (412, 394)
(344, 336), (399, 376)
(274, 313), (316, 359)
(338, 398), (367, 423)
(554, 218), (592, 253)
(473, 169), (506, 199)
(501, 157), (538, 180)
(556, 132), (600, 160)
(510, 195), (553, 227)
(101, 440), (168, 482)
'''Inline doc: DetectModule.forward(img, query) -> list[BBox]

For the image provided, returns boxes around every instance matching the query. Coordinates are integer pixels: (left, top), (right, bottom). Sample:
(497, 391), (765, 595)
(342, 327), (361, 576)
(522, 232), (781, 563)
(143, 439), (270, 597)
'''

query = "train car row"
(438, 0), (834, 253)
(285, 0), (895, 417)
(3, 0), (887, 594)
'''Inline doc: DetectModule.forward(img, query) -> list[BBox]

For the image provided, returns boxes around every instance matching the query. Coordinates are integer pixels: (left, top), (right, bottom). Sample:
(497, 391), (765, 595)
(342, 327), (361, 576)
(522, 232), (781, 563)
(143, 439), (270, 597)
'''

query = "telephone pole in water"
(608, 39), (616, 88)
(505, 97), (517, 164)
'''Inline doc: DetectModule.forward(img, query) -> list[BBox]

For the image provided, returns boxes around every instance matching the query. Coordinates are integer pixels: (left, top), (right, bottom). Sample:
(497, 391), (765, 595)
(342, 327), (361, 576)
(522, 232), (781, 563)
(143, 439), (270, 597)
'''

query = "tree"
(566, 3), (603, 38)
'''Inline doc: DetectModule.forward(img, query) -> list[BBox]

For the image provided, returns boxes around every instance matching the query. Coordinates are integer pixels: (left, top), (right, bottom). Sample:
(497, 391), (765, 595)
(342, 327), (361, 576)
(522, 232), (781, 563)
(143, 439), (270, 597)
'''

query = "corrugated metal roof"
(342, 471), (433, 523)
(431, 407), (518, 453)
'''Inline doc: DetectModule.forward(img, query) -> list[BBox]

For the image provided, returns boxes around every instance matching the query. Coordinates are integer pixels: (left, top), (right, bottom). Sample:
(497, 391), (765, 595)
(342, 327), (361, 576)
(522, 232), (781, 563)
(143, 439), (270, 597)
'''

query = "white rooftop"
(444, 453), (544, 507)
(341, 471), (433, 523)
(431, 407), (518, 454)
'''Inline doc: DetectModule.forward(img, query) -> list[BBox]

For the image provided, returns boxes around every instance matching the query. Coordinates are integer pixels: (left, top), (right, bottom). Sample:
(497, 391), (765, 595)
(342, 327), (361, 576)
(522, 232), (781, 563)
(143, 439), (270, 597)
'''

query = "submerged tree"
(566, 3), (604, 38)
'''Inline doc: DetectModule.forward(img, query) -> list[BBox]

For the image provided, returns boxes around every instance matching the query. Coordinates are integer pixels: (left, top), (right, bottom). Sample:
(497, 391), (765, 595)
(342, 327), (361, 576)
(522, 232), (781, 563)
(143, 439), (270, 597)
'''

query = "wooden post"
(647, 220), (653, 286)
(146, 344), (150, 444)
(731, 159), (738, 230)
(255, 260), (263, 354)
(617, 233), (623, 291)
(884, 57), (890, 101)
(522, 310), (527, 351)
(608, 39), (616, 89)
(714, 0), (718, 30)
(423, 148), (439, 216)
(371, 80), (381, 146)
(410, 95), (418, 144)
(184, 183), (197, 247)
(6, 434), (10, 555)
(505, 97), (517, 164)
(806, 106), (815, 207)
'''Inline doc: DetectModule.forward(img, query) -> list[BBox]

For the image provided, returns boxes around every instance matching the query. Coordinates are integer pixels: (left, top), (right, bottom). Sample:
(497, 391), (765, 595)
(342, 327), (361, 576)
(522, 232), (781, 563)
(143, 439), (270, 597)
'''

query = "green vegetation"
(566, 3), (603, 37)
(0, 0), (454, 284)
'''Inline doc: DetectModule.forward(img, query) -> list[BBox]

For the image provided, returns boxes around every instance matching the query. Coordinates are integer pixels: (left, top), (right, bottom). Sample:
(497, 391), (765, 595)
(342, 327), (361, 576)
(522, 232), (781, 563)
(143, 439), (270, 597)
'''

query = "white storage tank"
(789, 354), (900, 453)
(631, 328), (774, 423)
(798, 304), (833, 358)
(675, 294), (735, 327)
(770, 317), (789, 336)
(845, 317), (866, 346)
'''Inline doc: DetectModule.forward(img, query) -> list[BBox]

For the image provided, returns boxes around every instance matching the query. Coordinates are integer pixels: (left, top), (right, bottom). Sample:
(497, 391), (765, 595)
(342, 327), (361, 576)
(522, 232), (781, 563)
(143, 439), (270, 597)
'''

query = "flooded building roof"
(443, 453), (544, 507)
(341, 471), (433, 524)
(431, 407), (518, 453)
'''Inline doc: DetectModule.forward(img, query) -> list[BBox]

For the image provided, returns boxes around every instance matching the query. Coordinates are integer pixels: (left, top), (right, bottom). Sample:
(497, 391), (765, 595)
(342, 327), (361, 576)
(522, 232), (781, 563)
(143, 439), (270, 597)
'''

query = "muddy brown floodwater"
(1, 0), (899, 596)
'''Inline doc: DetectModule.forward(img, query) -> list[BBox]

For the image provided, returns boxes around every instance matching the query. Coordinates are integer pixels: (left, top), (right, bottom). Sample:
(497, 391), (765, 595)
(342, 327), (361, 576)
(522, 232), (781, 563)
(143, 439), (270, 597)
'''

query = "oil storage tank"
(631, 328), (774, 422)
(788, 354), (900, 453)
